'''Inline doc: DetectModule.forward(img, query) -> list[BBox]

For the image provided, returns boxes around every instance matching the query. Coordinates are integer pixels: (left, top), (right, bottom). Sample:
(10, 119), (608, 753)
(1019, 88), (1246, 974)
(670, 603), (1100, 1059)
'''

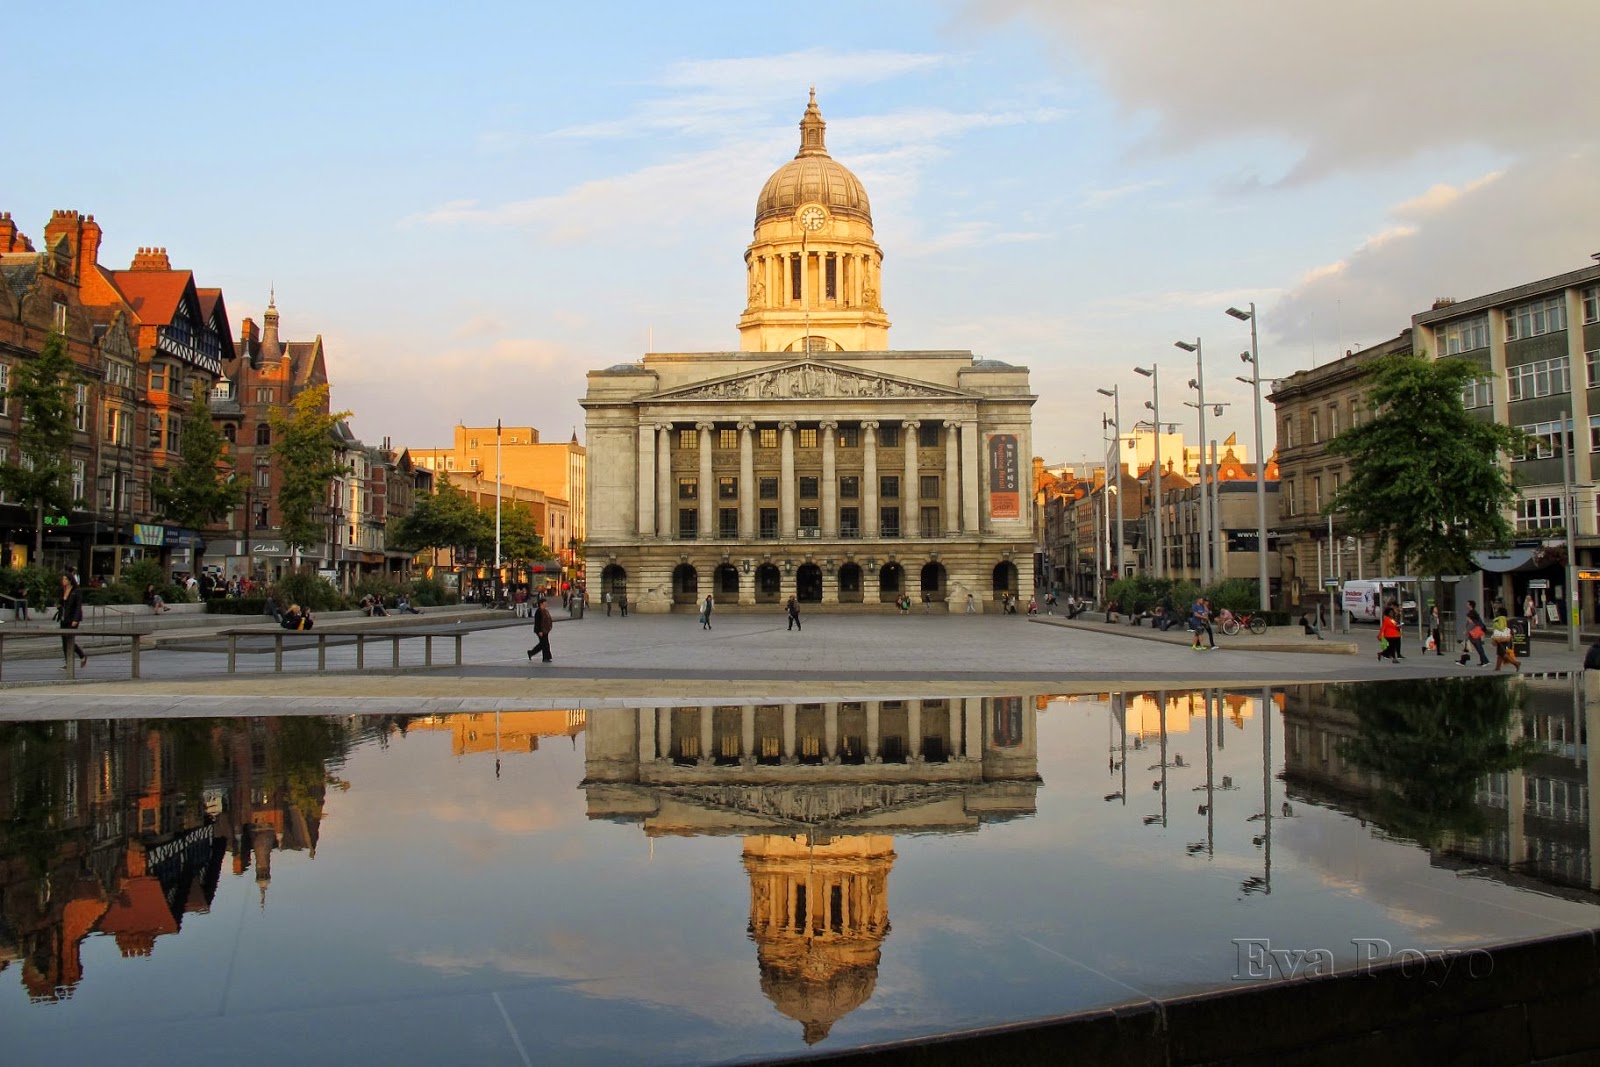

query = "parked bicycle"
(1216, 608), (1268, 637)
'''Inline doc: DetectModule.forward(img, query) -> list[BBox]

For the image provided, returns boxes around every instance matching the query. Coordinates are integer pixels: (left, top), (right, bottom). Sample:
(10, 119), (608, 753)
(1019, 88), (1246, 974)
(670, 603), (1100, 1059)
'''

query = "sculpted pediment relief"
(650, 360), (969, 402)
(663, 782), (961, 826)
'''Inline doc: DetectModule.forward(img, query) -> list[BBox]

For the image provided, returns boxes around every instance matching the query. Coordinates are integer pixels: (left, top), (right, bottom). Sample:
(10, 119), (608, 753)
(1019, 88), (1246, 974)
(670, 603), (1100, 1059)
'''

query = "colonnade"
(637, 699), (989, 766)
(747, 250), (879, 311)
(636, 418), (985, 540)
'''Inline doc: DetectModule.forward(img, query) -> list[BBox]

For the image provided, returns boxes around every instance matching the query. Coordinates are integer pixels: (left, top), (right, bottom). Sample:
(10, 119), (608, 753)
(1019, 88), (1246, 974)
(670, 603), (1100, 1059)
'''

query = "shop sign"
(133, 523), (166, 546)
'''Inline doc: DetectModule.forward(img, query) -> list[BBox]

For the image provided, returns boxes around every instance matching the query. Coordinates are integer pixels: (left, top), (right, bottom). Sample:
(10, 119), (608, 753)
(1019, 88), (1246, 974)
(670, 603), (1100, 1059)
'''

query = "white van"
(1341, 578), (1419, 624)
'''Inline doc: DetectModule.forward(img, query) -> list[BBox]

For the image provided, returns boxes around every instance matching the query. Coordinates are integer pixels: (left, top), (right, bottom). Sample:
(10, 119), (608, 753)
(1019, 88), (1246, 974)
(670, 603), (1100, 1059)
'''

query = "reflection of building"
(583, 698), (1039, 1044)
(1282, 680), (1600, 897)
(410, 710), (586, 756)
(582, 92), (1035, 614)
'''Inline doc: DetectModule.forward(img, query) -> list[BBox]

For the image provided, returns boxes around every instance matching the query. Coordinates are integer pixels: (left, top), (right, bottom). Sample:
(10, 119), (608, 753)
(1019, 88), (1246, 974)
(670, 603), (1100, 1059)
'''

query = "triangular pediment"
(648, 359), (972, 402)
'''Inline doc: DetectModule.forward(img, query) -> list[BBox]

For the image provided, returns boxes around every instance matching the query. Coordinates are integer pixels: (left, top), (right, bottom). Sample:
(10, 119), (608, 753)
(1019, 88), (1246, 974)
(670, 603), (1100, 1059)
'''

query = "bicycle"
(1218, 610), (1268, 637)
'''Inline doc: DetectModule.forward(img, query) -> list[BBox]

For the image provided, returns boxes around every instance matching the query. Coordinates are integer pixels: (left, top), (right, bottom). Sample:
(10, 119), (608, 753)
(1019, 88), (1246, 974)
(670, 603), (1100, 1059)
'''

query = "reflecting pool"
(2, 678), (1596, 1065)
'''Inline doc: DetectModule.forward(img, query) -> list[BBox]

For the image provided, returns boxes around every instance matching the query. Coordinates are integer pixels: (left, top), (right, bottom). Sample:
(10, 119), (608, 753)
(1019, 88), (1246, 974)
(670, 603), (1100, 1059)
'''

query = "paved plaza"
(1, 607), (1578, 719)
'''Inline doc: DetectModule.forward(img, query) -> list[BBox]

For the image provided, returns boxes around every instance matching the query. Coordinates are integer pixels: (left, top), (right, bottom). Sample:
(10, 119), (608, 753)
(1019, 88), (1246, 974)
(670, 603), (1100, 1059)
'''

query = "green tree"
(267, 383), (352, 563)
(1327, 353), (1523, 577)
(150, 381), (243, 577)
(0, 332), (78, 562)
(485, 500), (545, 568)
(389, 479), (491, 557)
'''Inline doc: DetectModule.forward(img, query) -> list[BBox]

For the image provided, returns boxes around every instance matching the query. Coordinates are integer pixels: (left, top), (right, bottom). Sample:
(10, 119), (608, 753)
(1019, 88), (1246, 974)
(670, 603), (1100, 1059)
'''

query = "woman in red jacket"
(1378, 607), (1402, 662)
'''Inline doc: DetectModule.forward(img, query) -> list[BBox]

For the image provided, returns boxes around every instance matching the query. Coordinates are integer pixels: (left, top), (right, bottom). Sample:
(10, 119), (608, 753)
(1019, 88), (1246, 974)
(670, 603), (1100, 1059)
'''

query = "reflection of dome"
(758, 942), (880, 1045)
(744, 833), (895, 1045)
(754, 90), (872, 227)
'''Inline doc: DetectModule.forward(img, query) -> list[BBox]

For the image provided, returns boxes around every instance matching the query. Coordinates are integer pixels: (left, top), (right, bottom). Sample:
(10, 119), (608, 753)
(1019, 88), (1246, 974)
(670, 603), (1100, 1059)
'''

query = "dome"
(754, 90), (872, 227)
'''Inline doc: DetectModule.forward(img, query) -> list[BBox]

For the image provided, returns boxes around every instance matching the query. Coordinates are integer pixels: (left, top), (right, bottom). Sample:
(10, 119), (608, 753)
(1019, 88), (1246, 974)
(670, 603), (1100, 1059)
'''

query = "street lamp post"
(1133, 364), (1163, 578)
(1228, 303), (1271, 612)
(1096, 387), (1125, 581)
(1176, 338), (1208, 587)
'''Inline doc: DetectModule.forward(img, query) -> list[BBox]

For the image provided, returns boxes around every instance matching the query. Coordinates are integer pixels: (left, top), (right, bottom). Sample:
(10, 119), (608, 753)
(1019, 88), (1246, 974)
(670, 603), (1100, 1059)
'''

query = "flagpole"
(495, 419), (503, 605)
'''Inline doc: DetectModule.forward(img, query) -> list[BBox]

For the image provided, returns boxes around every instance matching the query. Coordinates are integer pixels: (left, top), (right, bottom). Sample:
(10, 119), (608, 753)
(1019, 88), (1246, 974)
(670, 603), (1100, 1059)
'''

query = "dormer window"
(52, 301), (67, 332)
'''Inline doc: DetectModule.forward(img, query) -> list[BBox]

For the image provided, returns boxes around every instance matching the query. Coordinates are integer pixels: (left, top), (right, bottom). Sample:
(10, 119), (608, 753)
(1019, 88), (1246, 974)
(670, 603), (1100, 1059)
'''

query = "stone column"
(741, 704), (756, 765)
(639, 706), (657, 762)
(862, 421), (880, 538)
(961, 419), (981, 534)
(699, 706), (714, 766)
(779, 422), (797, 538)
(903, 421), (921, 538)
(944, 420), (960, 534)
(907, 699), (923, 763)
(821, 420), (839, 538)
(739, 421), (756, 539)
(963, 697), (982, 761)
(782, 702), (797, 764)
(656, 424), (674, 540)
(824, 703), (839, 764)
(697, 422), (714, 541)
(657, 707), (672, 762)
(637, 424), (657, 538)
(866, 700), (881, 762)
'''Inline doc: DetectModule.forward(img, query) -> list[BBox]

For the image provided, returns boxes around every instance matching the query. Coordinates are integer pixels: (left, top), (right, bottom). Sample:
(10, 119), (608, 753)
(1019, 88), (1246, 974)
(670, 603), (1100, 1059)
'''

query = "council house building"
(582, 92), (1036, 612)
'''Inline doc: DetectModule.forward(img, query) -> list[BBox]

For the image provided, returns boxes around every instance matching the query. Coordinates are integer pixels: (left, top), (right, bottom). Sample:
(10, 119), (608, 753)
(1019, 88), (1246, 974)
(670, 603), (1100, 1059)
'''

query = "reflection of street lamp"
(1228, 304), (1270, 611)
(1133, 364), (1162, 578)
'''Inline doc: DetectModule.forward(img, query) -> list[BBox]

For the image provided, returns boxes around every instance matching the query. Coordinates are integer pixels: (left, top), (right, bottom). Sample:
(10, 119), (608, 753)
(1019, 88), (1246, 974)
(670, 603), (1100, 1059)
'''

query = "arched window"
(255, 423), (271, 446)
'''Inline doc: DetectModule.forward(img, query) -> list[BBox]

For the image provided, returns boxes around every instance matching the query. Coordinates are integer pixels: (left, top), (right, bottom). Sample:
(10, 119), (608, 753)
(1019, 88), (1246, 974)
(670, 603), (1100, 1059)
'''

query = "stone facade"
(582, 94), (1035, 612)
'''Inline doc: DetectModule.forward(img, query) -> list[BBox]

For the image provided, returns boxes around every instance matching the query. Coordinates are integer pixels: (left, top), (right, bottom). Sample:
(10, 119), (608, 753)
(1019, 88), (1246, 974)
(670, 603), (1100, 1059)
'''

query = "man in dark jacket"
(527, 598), (554, 663)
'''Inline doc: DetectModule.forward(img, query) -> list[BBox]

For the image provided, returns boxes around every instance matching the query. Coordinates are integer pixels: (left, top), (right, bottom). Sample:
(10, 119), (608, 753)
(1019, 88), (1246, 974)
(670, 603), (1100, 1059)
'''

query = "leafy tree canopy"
(150, 381), (243, 573)
(0, 332), (79, 559)
(267, 383), (352, 553)
(1327, 354), (1523, 577)
(389, 479), (491, 554)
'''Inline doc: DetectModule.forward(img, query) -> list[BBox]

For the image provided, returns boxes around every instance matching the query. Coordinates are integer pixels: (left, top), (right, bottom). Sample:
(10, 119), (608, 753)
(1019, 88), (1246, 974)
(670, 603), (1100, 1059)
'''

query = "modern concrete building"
(581, 93), (1036, 612)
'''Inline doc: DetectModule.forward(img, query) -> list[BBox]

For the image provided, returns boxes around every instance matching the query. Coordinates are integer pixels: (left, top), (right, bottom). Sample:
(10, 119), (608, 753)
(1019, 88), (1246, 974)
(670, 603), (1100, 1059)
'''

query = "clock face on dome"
(798, 205), (827, 232)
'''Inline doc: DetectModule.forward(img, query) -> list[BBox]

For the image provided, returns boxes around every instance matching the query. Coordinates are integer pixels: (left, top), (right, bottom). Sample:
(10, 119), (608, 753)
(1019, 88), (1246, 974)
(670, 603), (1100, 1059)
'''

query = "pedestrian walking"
(604, 590), (612, 616)
(964, 593), (977, 614)
(57, 573), (87, 671)
(1491, 609), (1519, 672)
(1524, 593), (1537, 630)
(1188, 597), (1215, 650)
(526, 597), (554, 663)
(1378, 607), (1402, 661)
(786, 595), (802, 631)
(1044, 590), (1056, 615)
(619, 593), (628, 617)
(1459, 600), (1491, 666)
(700, 594), (714, 630)
(1428, 604), (1443, 655)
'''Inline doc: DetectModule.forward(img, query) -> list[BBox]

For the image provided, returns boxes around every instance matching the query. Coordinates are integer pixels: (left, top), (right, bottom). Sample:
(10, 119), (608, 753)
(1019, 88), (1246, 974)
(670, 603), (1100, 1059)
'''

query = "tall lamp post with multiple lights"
(1228, 303), (1270, 611)
(1096, 386), (1125, 583)
(1175, 338), (1209, 587)
(1133, 363), (1162, 578)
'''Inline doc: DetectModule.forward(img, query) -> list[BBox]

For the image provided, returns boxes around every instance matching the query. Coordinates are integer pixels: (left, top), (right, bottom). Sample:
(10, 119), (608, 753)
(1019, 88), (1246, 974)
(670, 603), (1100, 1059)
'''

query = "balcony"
(797, 527), (821, 538)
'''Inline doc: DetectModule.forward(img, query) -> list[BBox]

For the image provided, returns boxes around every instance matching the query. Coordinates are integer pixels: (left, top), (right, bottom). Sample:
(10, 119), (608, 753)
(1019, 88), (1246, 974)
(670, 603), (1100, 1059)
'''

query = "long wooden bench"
(0, 625), (157, 681)
(216, 622), (487, 673)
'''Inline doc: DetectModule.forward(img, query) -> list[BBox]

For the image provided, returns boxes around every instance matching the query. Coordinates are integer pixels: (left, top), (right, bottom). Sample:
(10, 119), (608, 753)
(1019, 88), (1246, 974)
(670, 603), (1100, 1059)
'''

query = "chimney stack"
(129, 246), (172, 271)
(41, 210), (102, 284)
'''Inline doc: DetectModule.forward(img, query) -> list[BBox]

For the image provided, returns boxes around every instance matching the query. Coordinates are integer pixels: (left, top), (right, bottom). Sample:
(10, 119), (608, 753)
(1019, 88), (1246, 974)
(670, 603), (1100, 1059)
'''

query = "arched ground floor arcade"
(585, 538), (1035, 613)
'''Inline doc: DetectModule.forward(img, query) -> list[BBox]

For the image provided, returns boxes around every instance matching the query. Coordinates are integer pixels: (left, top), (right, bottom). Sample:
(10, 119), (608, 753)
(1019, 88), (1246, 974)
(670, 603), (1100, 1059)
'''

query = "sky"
(7, 0), (1597, 467)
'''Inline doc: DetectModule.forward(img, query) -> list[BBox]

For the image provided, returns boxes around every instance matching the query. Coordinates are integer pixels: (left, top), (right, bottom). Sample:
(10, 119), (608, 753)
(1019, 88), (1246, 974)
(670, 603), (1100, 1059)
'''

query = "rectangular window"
(879, 425), (900, 449)
(1438, 314), (1490, 355)
(798, 476), (818, 499)
(920, 474), (939, 499)
(719, 428), (738, 449)
(1282, 419), (1294, 449)
(1284, 479), (1296, 516)
(840, 506), (859, 537)
(1589, 415), (1600, 453)
(1329, 405), (1340, 436)
(790, 256), (802, 301)
(825, 256), (837, 300)
(678, 508), (698, 539)
(0, 362), (8, 416)
(717, 476), (738, 500)
(0, 446), (7, 503)
(918, 423), (940, 448)
(257, 465), (270, 489)
(758, 427), (778, 449)
(919, 506), (940, 538)
(880, 474), (900, 499)
(444, 456), (455, 470)
(1507, 355), (1571, 402)
(718, 508), (739, 538)
(1506, 295), (1568, 341)
(54, 301), (69, 331)
(1309, 410), (1320, 444)
(799, 506), (819, 533)
(880, 506), (901, 538)
(1515, 419), (1572, 460)
(72, 459), (85, 502)
(678, 477), (697, 500)
(838, 426), (858, 448)
(759, 476), (778, 499)
(469, 438), (478, 449)
(839, 475), (859, 499)
(1584, 286), (1599, 325)
(1515, 495), (1564, 531)
(798, 427), (818, 449)
(1312, 476), (1322, 512)
(678, 428), (697, 450)
(1460, 377), (1494, 409)
(1588, 350), (1600, 389)
(148, 413), (164, 450)
(149, 365), (168, 393)
(759, 507), (778, 538)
